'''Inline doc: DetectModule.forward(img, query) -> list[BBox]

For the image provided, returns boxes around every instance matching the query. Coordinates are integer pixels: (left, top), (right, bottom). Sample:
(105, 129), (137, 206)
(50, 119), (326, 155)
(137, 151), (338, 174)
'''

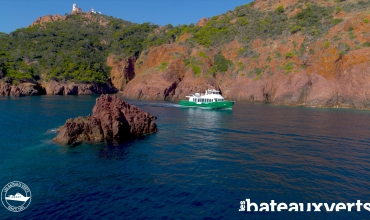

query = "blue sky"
(1, 0), (252, 33)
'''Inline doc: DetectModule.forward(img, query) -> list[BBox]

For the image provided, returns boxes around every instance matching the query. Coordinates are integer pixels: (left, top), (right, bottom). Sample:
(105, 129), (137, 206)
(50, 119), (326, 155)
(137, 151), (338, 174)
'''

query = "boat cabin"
(190, 98), (225, 103)
(187, 89), (225, 103)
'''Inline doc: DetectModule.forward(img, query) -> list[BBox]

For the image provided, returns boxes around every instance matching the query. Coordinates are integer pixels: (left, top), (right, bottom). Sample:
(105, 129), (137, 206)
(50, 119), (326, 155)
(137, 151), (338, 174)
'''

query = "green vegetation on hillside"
(0, 14), (160, 83)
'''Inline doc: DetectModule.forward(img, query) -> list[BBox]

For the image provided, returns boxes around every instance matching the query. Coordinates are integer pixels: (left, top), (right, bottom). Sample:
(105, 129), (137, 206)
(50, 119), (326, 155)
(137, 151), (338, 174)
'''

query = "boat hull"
(179, 100), (234, 109)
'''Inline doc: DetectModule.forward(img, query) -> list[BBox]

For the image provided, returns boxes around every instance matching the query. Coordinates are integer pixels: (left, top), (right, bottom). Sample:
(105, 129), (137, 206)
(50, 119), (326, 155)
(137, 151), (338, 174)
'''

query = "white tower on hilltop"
(72, 3), (77, 12)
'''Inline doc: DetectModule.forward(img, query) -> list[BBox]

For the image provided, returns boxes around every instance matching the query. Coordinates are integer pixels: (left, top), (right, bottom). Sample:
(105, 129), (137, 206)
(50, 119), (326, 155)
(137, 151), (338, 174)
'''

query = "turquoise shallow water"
(1, 95), (370, 219)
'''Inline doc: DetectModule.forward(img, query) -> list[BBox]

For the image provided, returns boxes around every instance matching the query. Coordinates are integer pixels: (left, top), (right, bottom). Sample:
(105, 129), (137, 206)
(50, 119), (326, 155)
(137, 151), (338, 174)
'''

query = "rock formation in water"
(54, 94), (157, 145)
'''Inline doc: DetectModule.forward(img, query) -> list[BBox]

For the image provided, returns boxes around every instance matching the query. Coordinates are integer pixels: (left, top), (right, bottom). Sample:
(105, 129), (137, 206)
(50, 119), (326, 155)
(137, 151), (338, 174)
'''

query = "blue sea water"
(1, 95), (370, 219)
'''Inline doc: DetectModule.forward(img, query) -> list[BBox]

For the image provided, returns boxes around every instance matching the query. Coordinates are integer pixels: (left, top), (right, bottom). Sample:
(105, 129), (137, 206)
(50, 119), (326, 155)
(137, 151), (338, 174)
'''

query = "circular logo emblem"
(1, 181), (31, 212)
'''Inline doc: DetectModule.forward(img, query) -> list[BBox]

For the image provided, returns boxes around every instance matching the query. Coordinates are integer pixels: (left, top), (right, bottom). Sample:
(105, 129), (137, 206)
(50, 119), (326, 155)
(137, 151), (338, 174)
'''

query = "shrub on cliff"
(292, 5), (334, 36)
(213, 53), (233, 74)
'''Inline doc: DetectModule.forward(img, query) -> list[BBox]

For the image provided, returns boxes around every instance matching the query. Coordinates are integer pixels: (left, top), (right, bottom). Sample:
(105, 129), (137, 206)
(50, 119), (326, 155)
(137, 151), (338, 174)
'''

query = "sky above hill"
(0, 0), (252, 33)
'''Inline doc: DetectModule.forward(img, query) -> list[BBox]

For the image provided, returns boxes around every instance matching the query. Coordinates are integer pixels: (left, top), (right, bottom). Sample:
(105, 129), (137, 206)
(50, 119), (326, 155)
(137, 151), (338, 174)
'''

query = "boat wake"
(148, 103), (181, 108)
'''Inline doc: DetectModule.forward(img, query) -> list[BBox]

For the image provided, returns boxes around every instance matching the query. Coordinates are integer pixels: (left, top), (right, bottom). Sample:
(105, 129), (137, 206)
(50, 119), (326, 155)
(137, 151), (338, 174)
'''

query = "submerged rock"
(54, 94), (157, 145)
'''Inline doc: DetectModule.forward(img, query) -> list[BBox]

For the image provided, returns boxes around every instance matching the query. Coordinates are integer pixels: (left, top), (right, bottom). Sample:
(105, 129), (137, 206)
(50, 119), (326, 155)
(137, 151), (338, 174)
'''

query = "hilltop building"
(91, 8), (102, 14)
(71, 3), (82, 14)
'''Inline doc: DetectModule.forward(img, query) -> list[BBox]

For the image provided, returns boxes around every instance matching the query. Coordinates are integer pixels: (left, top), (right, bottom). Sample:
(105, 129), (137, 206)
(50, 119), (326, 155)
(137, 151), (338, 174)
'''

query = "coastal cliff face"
(54, 95), (157, 145)
(105, 0), (370, 109)
(112, 43), (370, 108)
(0, 82), (45, 97)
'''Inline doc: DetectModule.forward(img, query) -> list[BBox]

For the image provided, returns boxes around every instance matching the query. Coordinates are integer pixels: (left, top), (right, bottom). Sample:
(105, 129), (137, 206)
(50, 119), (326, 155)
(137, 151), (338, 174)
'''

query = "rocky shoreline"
(0, 80), (117, 97)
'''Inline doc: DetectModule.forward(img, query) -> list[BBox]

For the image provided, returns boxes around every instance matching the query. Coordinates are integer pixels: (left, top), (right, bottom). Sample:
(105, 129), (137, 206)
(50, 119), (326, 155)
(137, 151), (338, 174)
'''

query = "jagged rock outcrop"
(54, 95), (157, 145)
(31, 15), (68, 27)
(41, 80), (117, 95)
(107, 55), (136, 91)
(197, 18), (208, 27)
(30, 10), (109, 28)
(0, 82), (45, 97)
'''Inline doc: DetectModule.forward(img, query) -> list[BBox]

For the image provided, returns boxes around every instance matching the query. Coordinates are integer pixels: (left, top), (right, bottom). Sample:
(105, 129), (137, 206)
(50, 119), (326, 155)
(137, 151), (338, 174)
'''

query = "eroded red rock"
(54, 95), (157, 145)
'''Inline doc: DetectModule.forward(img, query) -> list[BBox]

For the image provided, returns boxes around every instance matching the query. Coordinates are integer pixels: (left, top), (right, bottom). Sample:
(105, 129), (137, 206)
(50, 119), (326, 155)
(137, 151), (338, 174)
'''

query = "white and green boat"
(179, 89), (234, 109)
